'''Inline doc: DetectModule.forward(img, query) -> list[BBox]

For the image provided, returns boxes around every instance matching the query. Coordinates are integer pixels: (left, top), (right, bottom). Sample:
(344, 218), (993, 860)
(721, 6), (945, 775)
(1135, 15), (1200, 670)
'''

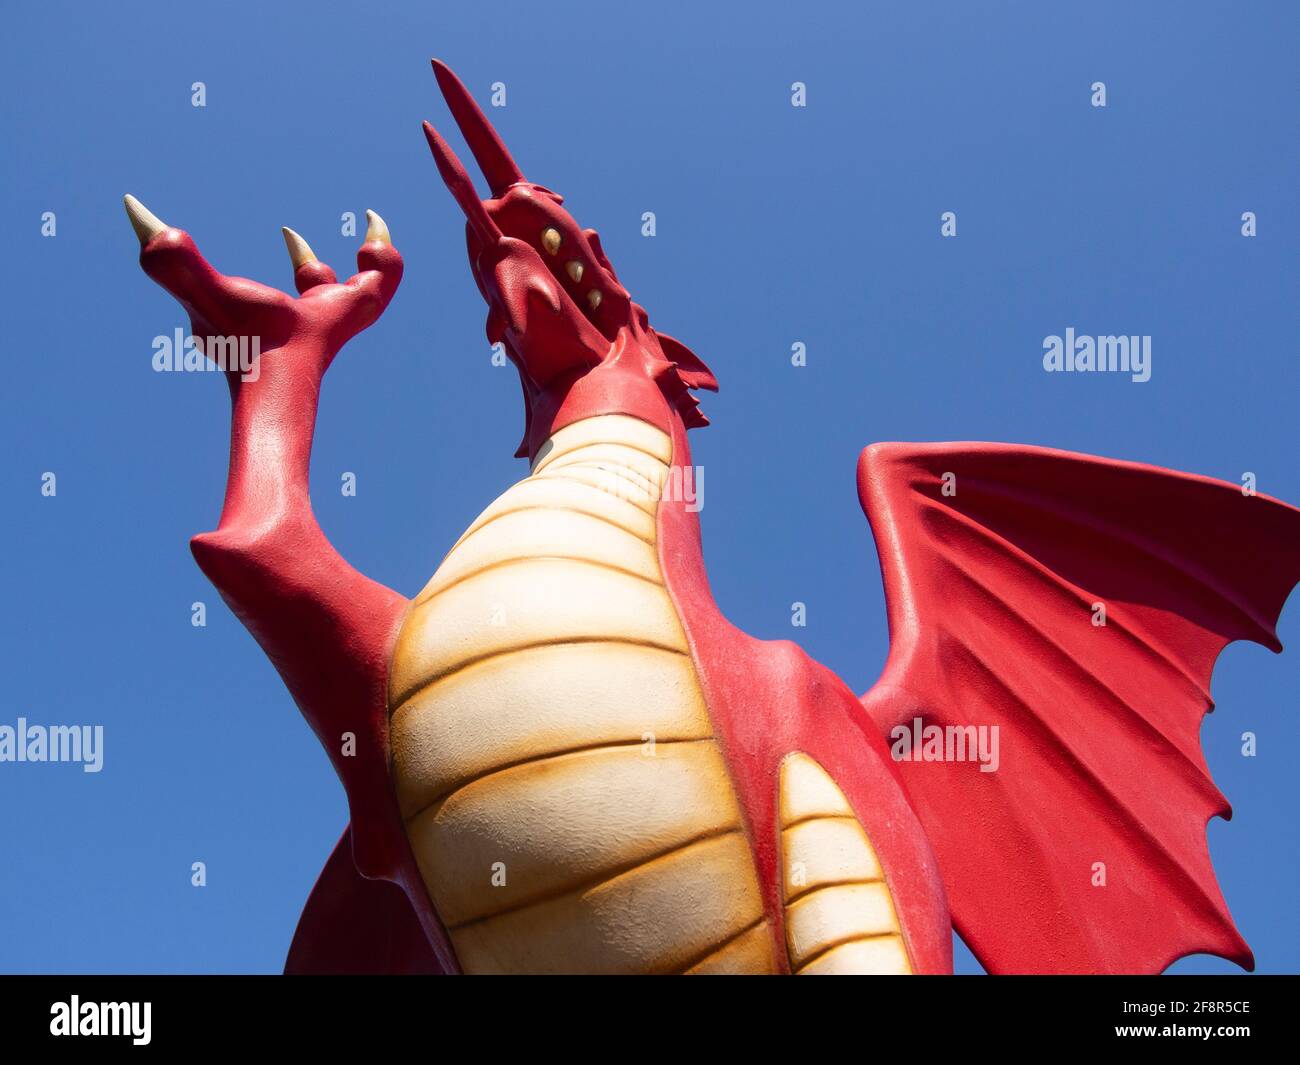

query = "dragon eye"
(541, 228), (561, 255)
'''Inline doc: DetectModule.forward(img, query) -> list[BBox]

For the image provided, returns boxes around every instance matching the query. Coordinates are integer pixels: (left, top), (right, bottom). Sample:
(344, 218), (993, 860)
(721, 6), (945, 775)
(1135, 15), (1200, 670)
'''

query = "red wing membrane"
(286, 827), (444, 975)
(857, 442), (1300, 974)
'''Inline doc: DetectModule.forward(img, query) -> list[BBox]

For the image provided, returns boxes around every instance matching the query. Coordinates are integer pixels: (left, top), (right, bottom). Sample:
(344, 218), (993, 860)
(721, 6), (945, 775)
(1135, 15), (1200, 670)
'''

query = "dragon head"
(424, 60), (717, 460)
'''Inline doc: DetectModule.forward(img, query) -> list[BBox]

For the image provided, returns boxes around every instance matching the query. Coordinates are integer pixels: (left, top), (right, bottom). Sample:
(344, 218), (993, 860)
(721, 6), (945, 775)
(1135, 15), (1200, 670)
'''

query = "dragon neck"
(525, 363), (688, 462)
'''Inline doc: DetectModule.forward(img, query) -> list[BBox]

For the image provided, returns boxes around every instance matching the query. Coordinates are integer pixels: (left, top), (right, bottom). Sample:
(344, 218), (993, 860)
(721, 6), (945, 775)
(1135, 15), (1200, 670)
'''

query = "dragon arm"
(126, 196), (413, 881)
(856, 441), (1300, 974)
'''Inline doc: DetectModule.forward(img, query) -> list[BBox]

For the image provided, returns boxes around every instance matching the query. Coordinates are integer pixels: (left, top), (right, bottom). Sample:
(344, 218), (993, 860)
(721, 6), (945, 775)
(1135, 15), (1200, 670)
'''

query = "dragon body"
(388, 413), (924, 974)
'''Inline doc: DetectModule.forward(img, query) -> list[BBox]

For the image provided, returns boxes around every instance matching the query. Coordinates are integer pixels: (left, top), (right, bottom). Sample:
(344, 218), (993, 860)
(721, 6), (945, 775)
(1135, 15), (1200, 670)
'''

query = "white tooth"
(365, 209), (392, 244)
(123, 194), (167, 244)
(281, 226), (318, 268)
(566, 260), (584, 283)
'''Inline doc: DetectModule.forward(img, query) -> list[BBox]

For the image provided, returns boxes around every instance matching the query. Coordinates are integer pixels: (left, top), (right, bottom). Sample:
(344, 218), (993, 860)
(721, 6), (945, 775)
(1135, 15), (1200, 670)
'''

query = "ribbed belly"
(387, 415), (777, 974)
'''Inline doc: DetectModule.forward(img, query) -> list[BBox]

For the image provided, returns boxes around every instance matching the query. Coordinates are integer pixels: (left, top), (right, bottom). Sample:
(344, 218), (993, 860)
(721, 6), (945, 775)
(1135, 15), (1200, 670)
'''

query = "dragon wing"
(856, 442), (1300, 974)
(285, 826), (444, 975)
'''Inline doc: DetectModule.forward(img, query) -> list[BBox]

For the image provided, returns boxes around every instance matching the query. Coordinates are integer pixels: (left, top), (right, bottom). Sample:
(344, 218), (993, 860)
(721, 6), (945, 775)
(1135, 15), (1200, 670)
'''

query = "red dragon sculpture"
(122, 60), (1300, 975)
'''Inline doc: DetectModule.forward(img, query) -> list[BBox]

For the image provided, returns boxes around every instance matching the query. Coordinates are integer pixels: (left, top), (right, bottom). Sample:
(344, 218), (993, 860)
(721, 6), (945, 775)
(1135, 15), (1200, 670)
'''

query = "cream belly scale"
(387, 415), (912, 974)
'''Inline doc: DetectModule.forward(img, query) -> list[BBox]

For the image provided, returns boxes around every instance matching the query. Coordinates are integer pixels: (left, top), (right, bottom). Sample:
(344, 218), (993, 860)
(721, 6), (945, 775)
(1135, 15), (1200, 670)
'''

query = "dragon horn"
(431, 58), (524, 197)
(422, 120), (502, 245)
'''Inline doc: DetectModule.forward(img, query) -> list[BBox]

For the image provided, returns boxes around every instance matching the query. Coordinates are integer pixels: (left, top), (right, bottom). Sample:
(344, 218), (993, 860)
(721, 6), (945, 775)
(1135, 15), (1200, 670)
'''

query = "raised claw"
(430, 58), (524, 196)
(123, 194), (167, 245)
(281, 226), (318, 268)
(364, 209), (391, 244)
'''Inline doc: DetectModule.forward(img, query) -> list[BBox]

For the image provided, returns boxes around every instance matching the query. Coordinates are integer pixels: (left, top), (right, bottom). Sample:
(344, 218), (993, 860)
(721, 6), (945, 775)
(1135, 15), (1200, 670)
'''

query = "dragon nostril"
(541, 228), (561, 255)
(565, 261), (584, 283)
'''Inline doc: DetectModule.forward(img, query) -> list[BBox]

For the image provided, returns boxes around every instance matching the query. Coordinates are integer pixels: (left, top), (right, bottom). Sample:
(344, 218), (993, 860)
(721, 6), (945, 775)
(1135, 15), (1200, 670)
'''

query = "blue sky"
(1, 1), (1296, 973)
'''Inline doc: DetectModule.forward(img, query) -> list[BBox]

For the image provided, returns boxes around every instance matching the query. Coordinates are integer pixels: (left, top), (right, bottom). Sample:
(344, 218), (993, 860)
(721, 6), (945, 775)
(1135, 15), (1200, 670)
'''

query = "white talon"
(123, 194), (167, 244)
(281, 226), (318, 268)
(365, 209), (391, 245)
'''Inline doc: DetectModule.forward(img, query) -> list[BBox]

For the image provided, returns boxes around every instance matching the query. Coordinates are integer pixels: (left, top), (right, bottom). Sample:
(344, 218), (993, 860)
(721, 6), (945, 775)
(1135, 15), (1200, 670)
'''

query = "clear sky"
(2, 1), (1296, 974)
